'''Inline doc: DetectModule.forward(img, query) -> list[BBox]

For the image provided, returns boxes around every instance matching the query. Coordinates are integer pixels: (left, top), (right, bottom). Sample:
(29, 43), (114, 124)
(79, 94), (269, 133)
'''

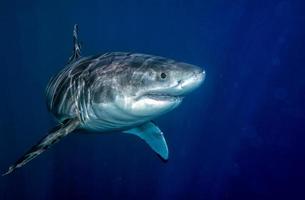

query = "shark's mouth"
(144, 93), (183, 101)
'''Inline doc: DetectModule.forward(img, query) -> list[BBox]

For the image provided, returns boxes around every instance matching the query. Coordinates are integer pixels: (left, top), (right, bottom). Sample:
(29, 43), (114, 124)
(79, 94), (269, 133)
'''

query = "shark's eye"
(160, 72), (167, 79)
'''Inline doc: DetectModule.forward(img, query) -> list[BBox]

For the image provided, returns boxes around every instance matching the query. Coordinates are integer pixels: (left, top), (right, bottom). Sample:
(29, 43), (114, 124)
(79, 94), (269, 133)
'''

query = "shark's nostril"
(197, 68), (204, 74)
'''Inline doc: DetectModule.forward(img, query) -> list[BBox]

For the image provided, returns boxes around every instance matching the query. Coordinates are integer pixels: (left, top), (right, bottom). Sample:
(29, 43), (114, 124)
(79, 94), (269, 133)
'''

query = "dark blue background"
(1, 0), (305, 199)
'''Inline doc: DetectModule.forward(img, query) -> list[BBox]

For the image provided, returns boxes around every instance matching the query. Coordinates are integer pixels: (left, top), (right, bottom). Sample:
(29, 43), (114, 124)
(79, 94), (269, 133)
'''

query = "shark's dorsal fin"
(2, 118), (80, 176)
(68, 24), (82, 64)
(124, 122), (169, 161)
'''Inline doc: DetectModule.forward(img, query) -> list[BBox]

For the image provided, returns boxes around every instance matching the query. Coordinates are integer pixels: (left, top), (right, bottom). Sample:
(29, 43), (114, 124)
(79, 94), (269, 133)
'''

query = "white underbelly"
(80, 102), (150, 132)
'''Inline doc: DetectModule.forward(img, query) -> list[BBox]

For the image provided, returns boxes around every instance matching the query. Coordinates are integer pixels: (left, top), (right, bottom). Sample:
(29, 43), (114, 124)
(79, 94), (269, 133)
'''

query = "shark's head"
(111, 54), (206, 119)
(88, 53), (206, 129)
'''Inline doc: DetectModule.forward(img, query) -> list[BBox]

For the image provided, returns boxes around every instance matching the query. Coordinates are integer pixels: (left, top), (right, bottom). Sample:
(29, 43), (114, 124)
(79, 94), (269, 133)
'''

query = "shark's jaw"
(129, 94), (183, 118)
(143, 93), (183, 102)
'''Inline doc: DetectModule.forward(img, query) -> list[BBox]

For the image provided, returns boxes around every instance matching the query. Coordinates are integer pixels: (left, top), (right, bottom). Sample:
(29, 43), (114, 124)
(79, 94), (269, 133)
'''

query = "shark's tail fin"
(2, 118), (80, 176)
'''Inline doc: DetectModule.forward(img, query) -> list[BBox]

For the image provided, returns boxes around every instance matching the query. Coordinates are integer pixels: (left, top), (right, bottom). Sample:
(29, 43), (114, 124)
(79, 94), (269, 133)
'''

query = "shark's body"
(47, 52), (186, 131)
(3, 25), (205, 175)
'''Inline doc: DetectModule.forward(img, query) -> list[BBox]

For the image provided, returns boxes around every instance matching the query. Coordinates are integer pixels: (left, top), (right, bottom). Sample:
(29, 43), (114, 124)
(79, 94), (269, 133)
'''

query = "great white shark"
(3, 25), (205, 175)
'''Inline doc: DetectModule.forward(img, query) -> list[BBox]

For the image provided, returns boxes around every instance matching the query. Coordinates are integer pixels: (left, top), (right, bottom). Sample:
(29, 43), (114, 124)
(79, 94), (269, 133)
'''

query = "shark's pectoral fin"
(124, 122), (169, 161)
(2, 118), (80, 176)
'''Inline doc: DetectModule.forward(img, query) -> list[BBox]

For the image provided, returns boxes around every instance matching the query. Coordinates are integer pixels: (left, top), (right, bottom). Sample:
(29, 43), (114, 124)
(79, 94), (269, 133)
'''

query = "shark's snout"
(173, 63), (206, 96)
(181, 67), (205, 88)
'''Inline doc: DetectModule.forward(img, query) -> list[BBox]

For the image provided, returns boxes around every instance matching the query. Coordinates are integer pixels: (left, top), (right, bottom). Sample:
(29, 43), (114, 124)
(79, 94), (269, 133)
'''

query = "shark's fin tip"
(124, 121), (169, 162)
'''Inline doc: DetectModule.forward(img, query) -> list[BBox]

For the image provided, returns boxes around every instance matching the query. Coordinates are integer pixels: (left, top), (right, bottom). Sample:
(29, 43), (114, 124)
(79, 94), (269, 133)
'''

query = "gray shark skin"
(3, 25), (205, 175)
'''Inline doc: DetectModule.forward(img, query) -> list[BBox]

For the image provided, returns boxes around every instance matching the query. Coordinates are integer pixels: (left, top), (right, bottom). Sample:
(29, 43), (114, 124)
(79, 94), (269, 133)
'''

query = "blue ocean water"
(1, 0), (305, 199)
